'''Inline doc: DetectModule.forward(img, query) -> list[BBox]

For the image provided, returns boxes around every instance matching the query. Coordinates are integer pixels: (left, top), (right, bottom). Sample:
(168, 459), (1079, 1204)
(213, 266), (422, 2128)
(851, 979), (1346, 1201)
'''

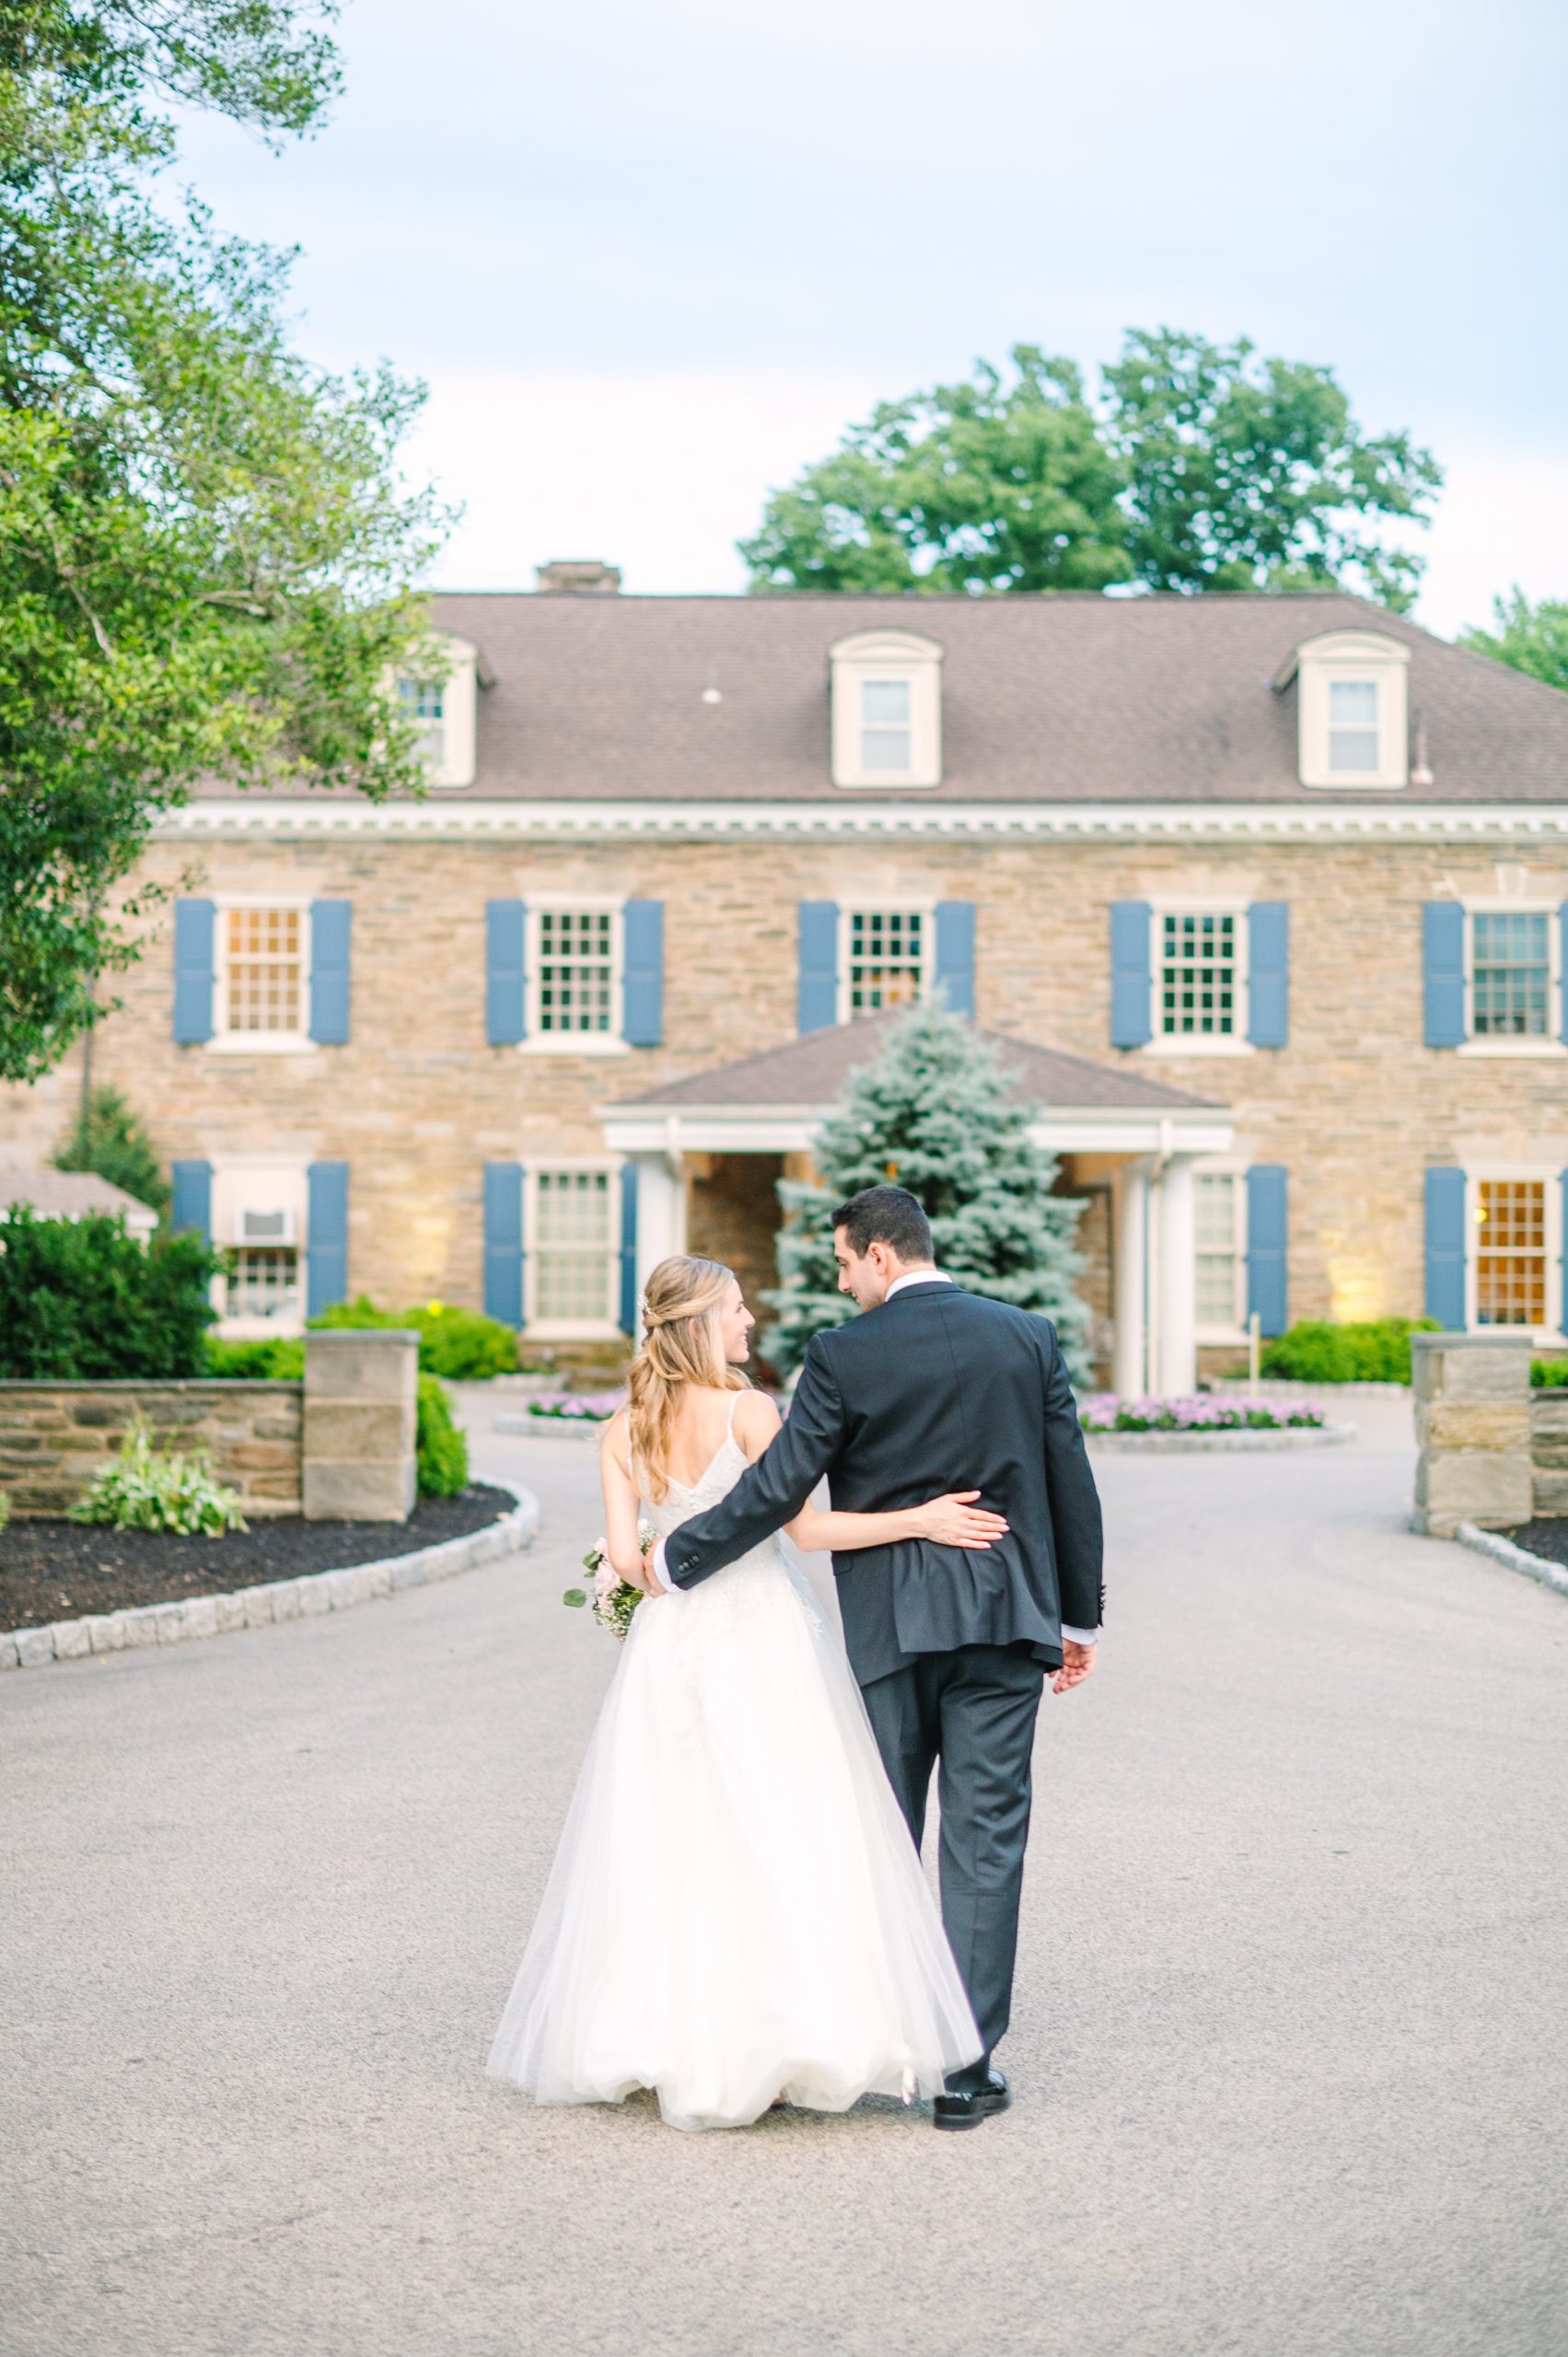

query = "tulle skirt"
(486, 1542), (981, 2131)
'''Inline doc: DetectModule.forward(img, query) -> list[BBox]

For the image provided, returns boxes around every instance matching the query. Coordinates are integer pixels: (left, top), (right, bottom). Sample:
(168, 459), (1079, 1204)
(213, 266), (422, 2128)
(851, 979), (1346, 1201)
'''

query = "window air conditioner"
(239, 1206), (296, 1246)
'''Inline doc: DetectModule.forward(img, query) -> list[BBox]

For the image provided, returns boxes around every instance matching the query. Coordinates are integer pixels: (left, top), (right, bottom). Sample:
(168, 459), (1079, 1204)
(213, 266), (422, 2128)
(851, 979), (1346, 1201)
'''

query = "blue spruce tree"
(764, 1002), (1089, 1376)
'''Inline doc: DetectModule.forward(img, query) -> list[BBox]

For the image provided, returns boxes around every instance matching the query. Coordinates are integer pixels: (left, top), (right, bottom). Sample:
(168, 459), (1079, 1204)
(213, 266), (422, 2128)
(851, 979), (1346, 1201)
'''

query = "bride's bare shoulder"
(599, 1406), (633, 1473)
(733, 1387), (783, 1455)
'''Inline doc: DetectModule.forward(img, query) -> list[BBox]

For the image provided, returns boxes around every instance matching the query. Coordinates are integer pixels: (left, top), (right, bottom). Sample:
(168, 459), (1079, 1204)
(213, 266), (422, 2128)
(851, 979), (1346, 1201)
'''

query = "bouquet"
(563, 1521), (657, 1641)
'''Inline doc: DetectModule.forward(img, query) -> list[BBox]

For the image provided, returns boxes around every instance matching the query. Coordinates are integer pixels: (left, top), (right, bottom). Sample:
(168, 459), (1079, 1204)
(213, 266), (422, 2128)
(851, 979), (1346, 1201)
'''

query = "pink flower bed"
(525, 1390), (627, 1422)
(1080, 1393), (1326, 1433)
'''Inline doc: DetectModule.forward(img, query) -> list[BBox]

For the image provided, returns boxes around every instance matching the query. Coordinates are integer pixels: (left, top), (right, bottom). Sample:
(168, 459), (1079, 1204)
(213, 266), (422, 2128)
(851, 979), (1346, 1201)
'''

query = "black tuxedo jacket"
(660, 1280), (1105, 1688)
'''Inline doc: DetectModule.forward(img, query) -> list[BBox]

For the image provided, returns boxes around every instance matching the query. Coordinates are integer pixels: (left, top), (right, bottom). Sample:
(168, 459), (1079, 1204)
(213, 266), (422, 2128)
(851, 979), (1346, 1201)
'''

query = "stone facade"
(1529, 1392), (1568, 1515)
(0, 1382), (302, 1516)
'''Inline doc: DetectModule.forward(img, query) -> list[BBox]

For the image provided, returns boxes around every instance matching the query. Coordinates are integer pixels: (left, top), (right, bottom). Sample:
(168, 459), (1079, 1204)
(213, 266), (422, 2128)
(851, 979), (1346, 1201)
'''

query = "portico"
(601, 1015), (1231, 1394)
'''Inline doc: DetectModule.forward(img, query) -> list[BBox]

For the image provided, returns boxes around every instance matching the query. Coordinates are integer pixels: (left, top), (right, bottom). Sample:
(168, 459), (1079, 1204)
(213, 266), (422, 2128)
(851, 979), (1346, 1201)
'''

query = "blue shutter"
(1246, 1166), (1288, 1337)
(1562, 1170), (1568, 1336)
(1423, 902), (1466, 1049)
(1109, 901), (1152, 1049)
(622, 900), (664, 1046)
(306, 1162), (349, 1316)
(934, 901), (976, 1018)
(1560, 906), (1568, 1045)
(308, 900), (352, 1044)
(482, 1162), (524, 1327)
(169, 1160), (212, 1237)
(486, 900), (526, 1045)
(1247, 901), (1289, 1048)
(172, 900), (215, 1043)
(797, 901), (840, 1033)
(619, 1162), (639, 1334)
(1424, 1167), (1467, 1330)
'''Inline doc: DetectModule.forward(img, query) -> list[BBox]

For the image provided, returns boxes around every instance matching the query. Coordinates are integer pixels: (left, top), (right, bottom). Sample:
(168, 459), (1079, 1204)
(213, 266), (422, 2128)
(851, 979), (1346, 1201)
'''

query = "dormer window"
(398, 632), (483, 788)
(1280, 629), (1411, 791)
(830, 630), (942, 787)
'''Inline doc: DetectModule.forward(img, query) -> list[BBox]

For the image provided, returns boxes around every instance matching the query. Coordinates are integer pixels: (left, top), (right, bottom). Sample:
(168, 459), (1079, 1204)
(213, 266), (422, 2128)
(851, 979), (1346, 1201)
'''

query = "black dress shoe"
(933, 2067), (1011, 2131)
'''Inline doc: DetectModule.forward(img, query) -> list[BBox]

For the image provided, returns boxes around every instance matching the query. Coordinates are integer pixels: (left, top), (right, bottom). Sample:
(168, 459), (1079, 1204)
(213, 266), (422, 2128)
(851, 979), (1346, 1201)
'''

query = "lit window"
(539, 910), (614, 1035)
(225, 908), (302, 1034)
(1327, 679), (1380, 773)
(534, 1171), (614, 1323)
(1475, 1179), (1546, 1326)
(860, 679), (912, 773)
(1160, 913), (1237, 1038)
(1472, 912), (1550, 1037)
(847, 910), (923, 1013)
(1194, 1173), (1242, 1326)
(226, 1247), (301, 1323)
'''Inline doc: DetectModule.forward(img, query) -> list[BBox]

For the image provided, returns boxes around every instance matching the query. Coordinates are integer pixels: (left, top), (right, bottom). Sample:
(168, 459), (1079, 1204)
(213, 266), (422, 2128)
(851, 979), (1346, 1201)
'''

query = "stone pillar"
(1112, 1158), (1150, 1398)
(303, 1330), (419, 1522)
(1156, 1154), (1198, 1398)
(1530, 1391), (1568, 1515)
(631, 1149), (685, 1340)
(1411, 1332), (1533, 1538)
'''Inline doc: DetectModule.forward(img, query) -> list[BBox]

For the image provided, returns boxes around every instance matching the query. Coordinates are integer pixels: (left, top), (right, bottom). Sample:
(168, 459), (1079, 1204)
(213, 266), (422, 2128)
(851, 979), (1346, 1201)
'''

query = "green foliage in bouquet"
(416, 1374), (469, 1497)
(765, 1001), (1088, 1377)
(69, 1417), (247, 1535)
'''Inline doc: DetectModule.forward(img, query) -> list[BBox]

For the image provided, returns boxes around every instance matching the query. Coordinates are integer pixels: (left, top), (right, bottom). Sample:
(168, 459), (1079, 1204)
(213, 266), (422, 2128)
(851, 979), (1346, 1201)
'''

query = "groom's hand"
(1051, 1640), (1097, 1695)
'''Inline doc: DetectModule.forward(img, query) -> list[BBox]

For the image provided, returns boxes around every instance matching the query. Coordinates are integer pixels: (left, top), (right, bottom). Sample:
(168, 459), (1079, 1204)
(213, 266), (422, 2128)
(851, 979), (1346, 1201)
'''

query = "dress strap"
(726, 1389), (741, 1440)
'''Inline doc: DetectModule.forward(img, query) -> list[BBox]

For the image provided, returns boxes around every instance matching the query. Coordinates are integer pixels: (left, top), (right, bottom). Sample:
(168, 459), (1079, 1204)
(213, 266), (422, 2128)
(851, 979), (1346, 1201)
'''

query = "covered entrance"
(601, 1016), (1231, 1395)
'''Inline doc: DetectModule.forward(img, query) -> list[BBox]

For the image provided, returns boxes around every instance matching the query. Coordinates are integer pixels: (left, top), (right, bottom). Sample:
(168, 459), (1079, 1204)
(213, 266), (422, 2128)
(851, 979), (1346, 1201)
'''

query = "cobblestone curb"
(1084, 1422), (1354, 1453)
(0, 1480), (540, 1672)
(1454, 1520), (1568, 1603)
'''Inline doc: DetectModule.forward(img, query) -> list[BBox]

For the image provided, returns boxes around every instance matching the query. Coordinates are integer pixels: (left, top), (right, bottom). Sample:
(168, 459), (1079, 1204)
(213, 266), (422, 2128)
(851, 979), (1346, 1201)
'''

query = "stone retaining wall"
(1412, 1334), (1568, 1537)
(1530, 1394), (1568, 1516)
(0, 1382), (302, 1516)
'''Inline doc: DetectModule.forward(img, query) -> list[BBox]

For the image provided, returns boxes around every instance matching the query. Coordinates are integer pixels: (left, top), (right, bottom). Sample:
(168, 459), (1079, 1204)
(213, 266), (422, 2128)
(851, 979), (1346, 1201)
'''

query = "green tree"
(1458, 588), (1568, 695)
(738, 345), (1132, 596)
(1104, 327), (1442, 607)
(0, 0), (447, 1086)
(52, 1085), (171, 1216)
(764, 1003), (1089, 1376)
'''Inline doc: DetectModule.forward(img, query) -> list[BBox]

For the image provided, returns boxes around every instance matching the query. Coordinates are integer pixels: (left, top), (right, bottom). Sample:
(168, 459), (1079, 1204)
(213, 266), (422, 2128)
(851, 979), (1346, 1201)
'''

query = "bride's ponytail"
(628, 1256), (749, 1502)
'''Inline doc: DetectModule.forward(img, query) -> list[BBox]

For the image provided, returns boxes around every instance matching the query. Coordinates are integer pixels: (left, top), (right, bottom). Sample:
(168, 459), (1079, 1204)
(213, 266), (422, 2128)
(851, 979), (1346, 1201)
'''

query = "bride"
(486, 1254), (1005, 2132)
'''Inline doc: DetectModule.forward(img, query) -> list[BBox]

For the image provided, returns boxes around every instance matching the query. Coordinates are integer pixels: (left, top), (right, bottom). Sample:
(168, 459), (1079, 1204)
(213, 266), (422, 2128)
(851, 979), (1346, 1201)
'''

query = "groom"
(640, 1184), (1104, 2131)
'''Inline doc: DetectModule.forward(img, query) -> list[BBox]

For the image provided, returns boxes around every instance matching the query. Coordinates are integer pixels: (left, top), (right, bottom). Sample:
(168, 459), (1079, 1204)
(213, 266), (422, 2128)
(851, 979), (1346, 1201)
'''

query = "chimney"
(535, 559), (621, 596)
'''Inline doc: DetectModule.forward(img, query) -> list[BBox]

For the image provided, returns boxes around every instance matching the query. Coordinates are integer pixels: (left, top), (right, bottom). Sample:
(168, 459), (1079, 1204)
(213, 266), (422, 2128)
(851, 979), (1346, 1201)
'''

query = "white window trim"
(207, 895), (317, 1055)
(521, 897), (632, 1057)
(837, 899), (936, 1024)
(1144, 900), (1256, 1058)
(409, 633), (481, 789)
(1457, 899), (1565, 1058)
(1465, 1165), (1564, 1341)
(830, 631), (943, 789)
(1191, 1157), (1250, 1345)
(1288, 631), (1411, 792)
(523, 1157), (623, 1341)
(208, 1155), (310, 1337)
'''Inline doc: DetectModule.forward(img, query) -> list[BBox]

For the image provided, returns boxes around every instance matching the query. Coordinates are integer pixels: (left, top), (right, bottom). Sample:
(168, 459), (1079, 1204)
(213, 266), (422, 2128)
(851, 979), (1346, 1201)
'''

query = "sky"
(174, 0), (1568, 637)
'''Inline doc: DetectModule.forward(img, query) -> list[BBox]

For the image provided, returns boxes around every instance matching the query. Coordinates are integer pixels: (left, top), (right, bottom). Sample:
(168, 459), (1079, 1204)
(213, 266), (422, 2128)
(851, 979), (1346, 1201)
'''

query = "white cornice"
(600, 1104), (1236, 1156)
(157, 796), (1568, 846)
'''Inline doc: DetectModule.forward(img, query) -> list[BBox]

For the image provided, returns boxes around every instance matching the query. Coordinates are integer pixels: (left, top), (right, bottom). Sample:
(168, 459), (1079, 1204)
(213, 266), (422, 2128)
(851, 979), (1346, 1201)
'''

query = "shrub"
(0, 1206), (220, 1379)
(308, 1294), (518, 1378)
(0, 1489), (9, 1532)
(1259, 1317), (1440, 1386)
(203, 1335), (306, 1379)
(1533, 1357), (1568, 1389)
(68, 1417), (247, 1535)
(52, 1086), (171, 1219)
(416, 1374), (469, 1496)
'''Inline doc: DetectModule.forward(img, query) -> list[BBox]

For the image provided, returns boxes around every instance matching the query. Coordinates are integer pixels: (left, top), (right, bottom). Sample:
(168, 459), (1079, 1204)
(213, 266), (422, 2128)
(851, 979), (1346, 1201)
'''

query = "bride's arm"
(733, 1392), (1008, 1556)
(598, 1412), (646, 1583)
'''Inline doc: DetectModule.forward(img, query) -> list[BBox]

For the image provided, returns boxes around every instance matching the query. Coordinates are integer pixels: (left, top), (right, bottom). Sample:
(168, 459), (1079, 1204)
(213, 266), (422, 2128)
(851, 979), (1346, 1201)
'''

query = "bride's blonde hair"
(628, 1255), (749, 1502)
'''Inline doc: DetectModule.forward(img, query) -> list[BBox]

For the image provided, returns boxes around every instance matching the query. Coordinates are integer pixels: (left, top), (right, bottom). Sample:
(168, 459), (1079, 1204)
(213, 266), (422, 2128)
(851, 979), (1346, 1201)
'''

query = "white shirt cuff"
(647, 1538), (677, 1594)
(1062, 1625), (1099, 1646)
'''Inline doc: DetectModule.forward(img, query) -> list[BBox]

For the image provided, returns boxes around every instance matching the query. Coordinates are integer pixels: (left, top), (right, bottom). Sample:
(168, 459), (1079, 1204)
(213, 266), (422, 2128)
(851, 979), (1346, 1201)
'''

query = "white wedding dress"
(486, 1402), (981, 2131)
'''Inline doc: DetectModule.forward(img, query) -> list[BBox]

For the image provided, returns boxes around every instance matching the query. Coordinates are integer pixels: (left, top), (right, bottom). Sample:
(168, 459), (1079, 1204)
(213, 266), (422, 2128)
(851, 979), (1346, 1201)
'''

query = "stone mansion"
(6, 563), (1568, 1391)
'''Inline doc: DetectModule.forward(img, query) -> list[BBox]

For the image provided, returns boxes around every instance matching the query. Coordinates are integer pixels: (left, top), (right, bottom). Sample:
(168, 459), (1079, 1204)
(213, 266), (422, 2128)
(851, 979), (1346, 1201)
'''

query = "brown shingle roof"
(613, 1013), (1223, 1111)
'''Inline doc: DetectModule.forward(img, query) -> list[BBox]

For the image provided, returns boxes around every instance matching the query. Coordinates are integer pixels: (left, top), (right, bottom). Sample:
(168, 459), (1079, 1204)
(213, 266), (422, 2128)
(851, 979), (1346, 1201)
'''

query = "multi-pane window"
(1472, 912), (1551, 1037)
(1475, 1179), (1547, 1327)
(1194, 1173), (1243, 1327)
(1160, 913), (1237, 1038)
(1327, 679), (1380, 772)
(399, 674), (446, 763)
(847, 910), (924, 1014)
(226, 1247), (301, 1323)
(225, 908), (303, 1034)
(538, 909), (615, 1035)
(533, 1171), (614, 1323)
(860, 679), (912, 772)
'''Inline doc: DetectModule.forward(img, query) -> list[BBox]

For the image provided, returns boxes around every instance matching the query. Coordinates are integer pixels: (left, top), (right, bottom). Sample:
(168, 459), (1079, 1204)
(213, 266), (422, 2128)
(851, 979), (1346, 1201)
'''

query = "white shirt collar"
(884, 1269), (954, 1303)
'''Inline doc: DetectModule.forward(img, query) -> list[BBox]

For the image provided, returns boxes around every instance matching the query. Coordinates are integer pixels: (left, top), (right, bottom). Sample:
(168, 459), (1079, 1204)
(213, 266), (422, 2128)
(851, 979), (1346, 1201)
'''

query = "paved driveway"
(4, 1401), (1567, 2357)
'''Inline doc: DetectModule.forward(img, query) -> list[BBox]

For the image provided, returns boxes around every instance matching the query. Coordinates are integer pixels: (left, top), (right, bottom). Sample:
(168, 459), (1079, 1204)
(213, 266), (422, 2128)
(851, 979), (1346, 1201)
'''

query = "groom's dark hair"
(831, 1185), (934, 1264)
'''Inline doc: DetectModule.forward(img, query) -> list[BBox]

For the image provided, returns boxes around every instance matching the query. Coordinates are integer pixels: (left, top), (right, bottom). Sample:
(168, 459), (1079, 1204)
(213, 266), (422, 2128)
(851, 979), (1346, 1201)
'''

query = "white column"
(631, 1151), (685, 1337)
(1113, 1157), (1150, 1398)
(1156, 1153), (1198, 1398)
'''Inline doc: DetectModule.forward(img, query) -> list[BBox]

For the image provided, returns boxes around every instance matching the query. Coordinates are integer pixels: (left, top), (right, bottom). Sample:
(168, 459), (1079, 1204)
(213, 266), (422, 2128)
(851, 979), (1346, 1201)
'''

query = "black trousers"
(860, 1642), (1046, 2080)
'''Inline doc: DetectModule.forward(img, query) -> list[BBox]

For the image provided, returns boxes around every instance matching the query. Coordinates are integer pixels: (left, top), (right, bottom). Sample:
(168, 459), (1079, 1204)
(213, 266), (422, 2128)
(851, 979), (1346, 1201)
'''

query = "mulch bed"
(1499, 1519), (1568, 1570)
(0, 1483), (517, 1631)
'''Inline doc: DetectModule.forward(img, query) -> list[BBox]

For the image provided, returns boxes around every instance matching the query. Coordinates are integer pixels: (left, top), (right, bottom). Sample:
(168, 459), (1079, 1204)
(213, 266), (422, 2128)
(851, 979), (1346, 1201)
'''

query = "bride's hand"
(907, 1492), (1009, 1549)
